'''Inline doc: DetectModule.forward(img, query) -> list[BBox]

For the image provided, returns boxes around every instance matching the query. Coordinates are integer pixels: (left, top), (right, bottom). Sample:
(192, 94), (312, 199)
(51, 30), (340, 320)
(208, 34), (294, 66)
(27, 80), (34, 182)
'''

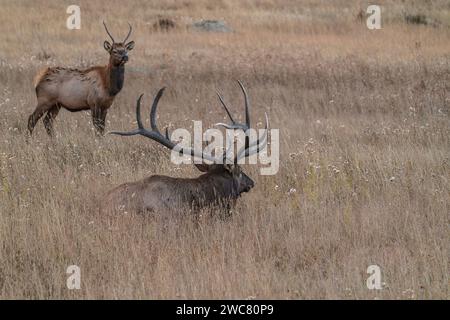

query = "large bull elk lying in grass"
(102, 81), (268, 215)
(28, 22), (134, 136)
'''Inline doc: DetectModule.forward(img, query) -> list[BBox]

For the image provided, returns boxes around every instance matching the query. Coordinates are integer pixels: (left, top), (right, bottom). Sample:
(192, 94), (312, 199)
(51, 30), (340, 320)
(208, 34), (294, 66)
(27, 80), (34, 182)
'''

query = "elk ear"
(195, 163), (210, 172)
(125, 41), (135, 51)
(104, 41), (112, 52)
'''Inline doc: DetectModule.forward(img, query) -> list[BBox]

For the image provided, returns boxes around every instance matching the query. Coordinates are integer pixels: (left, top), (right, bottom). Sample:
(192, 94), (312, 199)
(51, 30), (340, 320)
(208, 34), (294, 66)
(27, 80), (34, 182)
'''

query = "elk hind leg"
(43, 104), (61, 136)
(28, 101), (54, 135)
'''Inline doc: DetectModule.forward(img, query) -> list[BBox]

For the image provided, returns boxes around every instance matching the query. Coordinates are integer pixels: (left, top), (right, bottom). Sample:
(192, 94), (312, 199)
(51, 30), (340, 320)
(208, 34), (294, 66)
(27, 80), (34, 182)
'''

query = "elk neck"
(106, 60), (125, 96)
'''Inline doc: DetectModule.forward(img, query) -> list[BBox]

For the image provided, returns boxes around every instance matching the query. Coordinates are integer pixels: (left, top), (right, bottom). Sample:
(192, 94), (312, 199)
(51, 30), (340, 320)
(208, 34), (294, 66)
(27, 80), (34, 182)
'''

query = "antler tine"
(136, 94), (144, 129)
(165, 127), (170, 140)
(109, 128), (142, 136)
(103, 21), (115, 43)
(123, 22), (133, 43)
(244, 130), (268, 158)
(235, 112), (269, 162)
(109, 88), (166, 139)
(214, 88), (249, 131)
(108, 94), (144, 136)
(245, 112), (269, 157)
(150, 87), (166, 133)
(237, 80), (250, 130)
(216, 92), (236, 124)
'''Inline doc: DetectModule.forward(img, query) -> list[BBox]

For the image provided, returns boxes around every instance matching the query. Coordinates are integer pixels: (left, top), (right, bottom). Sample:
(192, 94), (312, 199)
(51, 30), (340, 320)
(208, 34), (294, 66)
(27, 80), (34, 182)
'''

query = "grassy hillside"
(0, 0), (448, 299)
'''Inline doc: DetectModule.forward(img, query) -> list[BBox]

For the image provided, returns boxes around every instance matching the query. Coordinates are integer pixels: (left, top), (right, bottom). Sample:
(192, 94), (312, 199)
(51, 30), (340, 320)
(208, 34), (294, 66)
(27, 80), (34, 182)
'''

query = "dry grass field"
(0, 0), (449, 299)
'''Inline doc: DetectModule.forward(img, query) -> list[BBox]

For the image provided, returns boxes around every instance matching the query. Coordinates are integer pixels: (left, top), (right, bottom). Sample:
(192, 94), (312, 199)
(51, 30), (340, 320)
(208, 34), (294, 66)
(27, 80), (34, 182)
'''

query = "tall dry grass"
(0, 0), (448, 299)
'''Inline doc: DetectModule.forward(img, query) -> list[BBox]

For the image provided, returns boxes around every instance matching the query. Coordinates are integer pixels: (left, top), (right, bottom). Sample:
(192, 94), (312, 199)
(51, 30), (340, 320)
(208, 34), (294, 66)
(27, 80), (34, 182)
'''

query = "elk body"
(102, 82), (268, 215)
(28, 22), (134, 136)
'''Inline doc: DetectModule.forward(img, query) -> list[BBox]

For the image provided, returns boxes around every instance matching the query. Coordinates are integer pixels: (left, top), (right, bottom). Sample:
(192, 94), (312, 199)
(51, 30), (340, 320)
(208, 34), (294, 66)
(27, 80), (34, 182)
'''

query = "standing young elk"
(102, 81), (268, 215)
(28, 22), (135, 136)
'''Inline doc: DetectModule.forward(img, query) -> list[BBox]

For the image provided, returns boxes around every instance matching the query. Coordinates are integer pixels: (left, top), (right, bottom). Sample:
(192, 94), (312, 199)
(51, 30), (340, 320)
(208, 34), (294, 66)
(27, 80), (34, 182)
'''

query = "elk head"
(103, 21), (135, 66)
(110, 81), (268, 200)
(193, 163), (255, 196)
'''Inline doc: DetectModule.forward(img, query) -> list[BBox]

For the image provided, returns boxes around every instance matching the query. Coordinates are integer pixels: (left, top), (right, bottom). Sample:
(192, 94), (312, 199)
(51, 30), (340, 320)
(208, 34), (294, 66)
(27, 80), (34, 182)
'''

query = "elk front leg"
(92, 107), (107, 135)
